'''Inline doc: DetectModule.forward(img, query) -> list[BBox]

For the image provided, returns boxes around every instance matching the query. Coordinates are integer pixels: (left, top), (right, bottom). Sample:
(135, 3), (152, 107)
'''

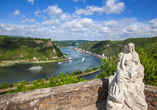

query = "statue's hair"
(128, 43), (135, 52)
(128, 43), (140, 64)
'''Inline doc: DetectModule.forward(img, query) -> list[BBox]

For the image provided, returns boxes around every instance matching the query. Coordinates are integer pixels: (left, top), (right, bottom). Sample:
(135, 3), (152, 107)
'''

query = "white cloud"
(36, 22), (41, 26)
(10, 9), (21, 17)
(43, 17), (47, 19)
(61, 18), (93, 29)
(1, 17), (157, 40)
(104, 0), (125, 14)
(0, 23), (57, 39)
(28, 0), (34, 5)
(126, 25), (138, 32)
(42, 19), (60, 26)
(72, 0), (86, 2)
(51, 26), (56, 30)
(148, 18), (157, 28)
(35, 10), (43, 17)
(60, 13), (71, 21)
(43, 5), (62, 18)
(22, 14), (26, 18)
(74, 0), (125, 15)
(72, 0), (79, 2)
(35, 10), (42, 15)
(148, 19), (157, 24)
(21, 19), (36, 24)
(104, 20), (119, 27)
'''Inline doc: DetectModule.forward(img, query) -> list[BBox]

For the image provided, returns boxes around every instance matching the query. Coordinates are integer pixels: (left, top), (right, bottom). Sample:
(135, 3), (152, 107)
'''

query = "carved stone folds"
(107, 43), (148, 110)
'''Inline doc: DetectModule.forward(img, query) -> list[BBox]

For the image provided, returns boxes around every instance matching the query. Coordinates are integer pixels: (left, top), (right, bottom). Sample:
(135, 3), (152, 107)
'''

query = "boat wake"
(58, 60), (72, 64)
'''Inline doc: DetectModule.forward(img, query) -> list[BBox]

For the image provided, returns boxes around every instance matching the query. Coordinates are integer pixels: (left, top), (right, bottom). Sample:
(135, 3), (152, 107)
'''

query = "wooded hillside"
(79, 36), (157, 59)
(0, 36), (63, 62)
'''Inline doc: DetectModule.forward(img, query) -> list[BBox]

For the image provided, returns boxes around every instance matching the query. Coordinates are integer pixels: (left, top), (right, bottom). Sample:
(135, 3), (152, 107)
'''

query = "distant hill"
(79, 36), (157, 59)
(54, 40), (88, 48)
(0, 35), (63, 62)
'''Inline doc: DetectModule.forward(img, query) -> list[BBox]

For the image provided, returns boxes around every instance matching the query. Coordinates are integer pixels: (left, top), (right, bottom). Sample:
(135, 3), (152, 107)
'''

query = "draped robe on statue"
(106, 43), (148, 110)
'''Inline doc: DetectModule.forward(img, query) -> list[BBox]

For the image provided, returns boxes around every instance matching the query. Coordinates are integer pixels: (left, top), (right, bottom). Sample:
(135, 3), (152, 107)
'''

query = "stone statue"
(106, 43), (148, 110)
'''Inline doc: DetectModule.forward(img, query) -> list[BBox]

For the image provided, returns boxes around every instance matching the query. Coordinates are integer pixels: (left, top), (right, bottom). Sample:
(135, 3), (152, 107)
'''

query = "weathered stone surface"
(46, 104), (55, 110)
(0, 77), (156, 110)
(107, 43), (148, 110)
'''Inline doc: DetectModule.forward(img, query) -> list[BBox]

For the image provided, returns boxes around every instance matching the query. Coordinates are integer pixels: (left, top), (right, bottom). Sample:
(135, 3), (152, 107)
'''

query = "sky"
(0, 0), (157, 41)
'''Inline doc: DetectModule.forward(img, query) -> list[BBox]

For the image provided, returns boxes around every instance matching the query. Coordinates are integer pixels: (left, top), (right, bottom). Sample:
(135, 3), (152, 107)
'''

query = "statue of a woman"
(107, 43), (148, 110)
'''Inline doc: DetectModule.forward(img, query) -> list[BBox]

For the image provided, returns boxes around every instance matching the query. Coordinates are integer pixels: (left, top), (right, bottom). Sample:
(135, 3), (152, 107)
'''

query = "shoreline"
(0, 58), (66, 67)
(73, 47), (108, 59)
(0, 68), (100, 94)
(75, 68), (100, 77)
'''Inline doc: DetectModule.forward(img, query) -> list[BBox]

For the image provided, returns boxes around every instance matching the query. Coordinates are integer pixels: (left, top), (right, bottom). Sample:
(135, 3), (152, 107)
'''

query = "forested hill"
(54, 40), (88, 48)
(0, 36), (63, 62)
(79, 36), (157, 59)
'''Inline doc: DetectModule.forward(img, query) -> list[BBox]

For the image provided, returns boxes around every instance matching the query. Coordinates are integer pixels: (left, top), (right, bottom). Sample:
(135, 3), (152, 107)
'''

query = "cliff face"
(0, 36), (63, 62)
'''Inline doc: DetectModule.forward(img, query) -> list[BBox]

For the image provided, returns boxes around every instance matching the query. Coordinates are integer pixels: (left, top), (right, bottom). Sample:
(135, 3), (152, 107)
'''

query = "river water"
(0, 47), (102, 84)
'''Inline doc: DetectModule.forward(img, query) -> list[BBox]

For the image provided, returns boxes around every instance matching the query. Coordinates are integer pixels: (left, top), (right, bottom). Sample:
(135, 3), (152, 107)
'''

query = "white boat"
(29, 66), (42, 70)
(82, 57), (85, 62)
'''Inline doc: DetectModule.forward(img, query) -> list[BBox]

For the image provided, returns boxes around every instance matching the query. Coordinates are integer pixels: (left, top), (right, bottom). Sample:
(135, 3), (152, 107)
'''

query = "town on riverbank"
(73, 47), (108, 59)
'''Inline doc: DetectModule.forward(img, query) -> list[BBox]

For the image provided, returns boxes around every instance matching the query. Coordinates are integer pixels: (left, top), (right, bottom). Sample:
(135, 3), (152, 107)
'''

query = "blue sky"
(0, 0), (157, 40)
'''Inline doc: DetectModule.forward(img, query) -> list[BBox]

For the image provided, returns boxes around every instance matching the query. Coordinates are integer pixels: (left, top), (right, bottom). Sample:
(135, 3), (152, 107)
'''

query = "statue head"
(127, 43), (135, 53)
(123, 45), (129, 53)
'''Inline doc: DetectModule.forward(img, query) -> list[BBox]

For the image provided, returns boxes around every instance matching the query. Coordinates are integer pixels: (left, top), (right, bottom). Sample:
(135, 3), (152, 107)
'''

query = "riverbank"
(75, 68), (100, 77)
(0, 58), (67, 67)
(73, 47), (108, 59)
(0, 68), (100, 94)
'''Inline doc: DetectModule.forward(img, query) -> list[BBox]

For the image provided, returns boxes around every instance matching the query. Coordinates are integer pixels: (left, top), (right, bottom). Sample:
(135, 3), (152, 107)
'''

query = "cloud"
(0, 23), (57, 39)
(43, 5), (62, 18)
(43, 17), (47, 19)
(35, 10), (42, 15)
(1, 17), (157, 40)
(148, 18), (157, 28)
(51, 26), (56, 30)
(72, 0), (86, 3)
(74, 0), (125, 15)
(36, 22), (41, 26)
(28, 0), (34, 5)
(35, 10), (43, 17)
(72, 0), (79, 2)
(61, 18), (94, 29)
(21, 19), (36, 24)
(42, 19), (60, 26)
(60, 13), (71, 21)
(22, 14), (26, 18)
(126, 25), (138, 32)
(104, 20), (119, 27)
(10, 9), (21, 17)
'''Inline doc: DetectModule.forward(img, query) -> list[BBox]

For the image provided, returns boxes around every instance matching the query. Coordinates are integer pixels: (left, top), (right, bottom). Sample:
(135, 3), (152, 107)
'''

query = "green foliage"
(45, 75), (49, 80)
(3, 67), (100, 94)
(54, 41), (70, 48)
(79, 36), (157, 57)
(0, 35), (63, 62)
(98, 57), (118, 78)
(0, 82), (13, 89)
(137, 48), (157, 86)
(5, 72), (87, 94)
(80, 36), (157, 86)
(72, 67), (99, 75)
(54, 40), (88, 48)
(97, 50), (157, 86)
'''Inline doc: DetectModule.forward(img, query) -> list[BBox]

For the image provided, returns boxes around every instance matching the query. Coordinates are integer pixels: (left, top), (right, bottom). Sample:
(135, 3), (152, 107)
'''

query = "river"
(0, 47), (102, 84)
